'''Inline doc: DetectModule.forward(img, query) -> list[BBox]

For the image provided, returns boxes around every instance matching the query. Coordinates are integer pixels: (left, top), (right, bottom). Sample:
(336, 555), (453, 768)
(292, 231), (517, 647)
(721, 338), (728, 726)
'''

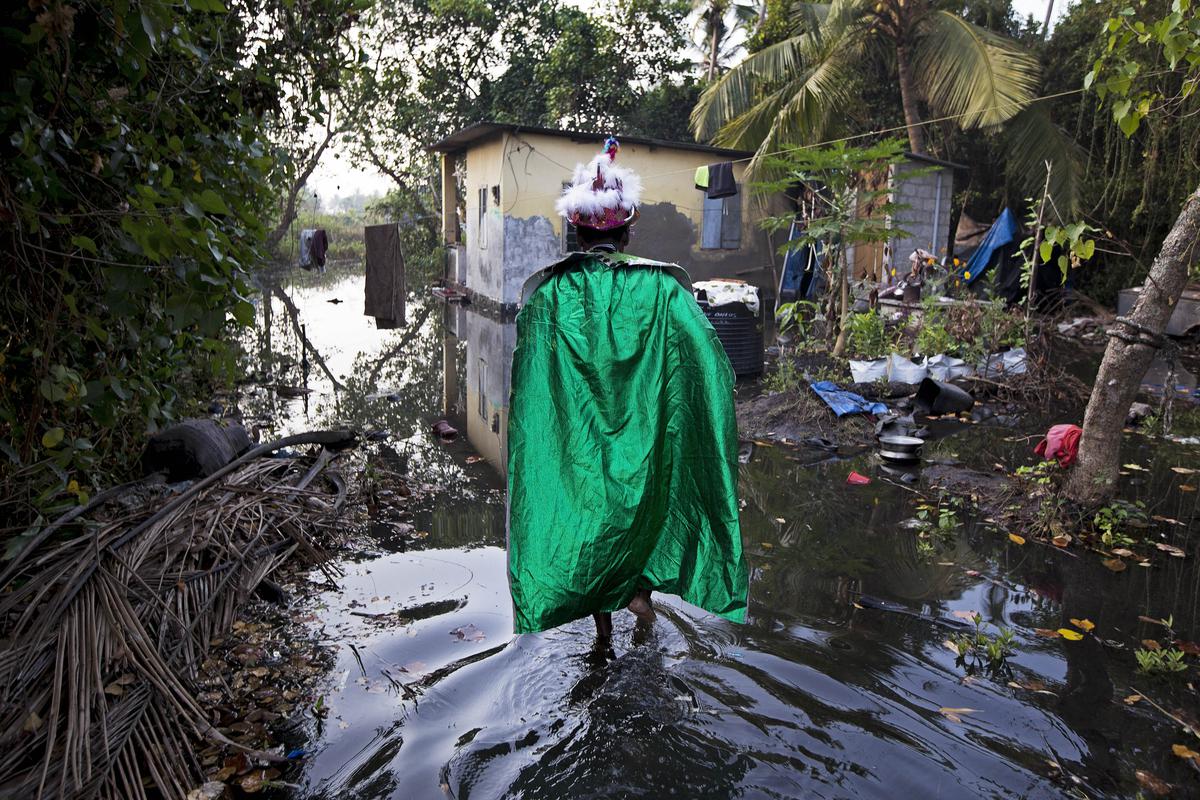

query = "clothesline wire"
(502, 76), (1177, 207)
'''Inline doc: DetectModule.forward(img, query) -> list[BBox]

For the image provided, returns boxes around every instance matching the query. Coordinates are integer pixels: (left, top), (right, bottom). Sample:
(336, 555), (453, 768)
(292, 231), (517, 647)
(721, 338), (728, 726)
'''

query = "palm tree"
(693, 0), (763, 82)
(691, 0), (1079, 212)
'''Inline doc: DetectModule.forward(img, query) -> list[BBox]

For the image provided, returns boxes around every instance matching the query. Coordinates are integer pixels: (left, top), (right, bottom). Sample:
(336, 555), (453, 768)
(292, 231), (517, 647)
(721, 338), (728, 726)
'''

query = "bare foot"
(627, 590), (655, 624)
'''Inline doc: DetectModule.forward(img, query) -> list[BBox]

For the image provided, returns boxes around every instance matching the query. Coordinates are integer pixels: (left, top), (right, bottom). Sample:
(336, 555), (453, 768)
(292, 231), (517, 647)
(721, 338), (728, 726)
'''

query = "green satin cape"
(506, 251), (747, 634)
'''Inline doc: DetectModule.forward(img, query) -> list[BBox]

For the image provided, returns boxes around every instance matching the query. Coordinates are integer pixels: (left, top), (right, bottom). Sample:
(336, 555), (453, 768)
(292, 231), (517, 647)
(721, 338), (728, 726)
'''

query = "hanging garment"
(694, 165), (709, 191)
(299, 229), (315, 270)
(507, 250), (748, 634)
(705, 162), (737, 199)
(311, 228), (329, 270)
(363, 223), (405, 329)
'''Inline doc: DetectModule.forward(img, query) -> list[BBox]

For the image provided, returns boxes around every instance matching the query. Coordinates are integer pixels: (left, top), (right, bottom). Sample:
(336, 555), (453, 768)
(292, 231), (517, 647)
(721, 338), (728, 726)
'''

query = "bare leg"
(627, 589), (655, 624)
(593, 611), (613, 643)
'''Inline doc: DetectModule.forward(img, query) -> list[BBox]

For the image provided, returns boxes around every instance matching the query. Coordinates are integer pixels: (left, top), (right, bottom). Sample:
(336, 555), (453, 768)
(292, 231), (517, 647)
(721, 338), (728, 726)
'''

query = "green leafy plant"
(952, 612), (1017, 675)
(845, 310), (890, 360)
(914, 297), (958, 357)
(1094, 499), (1148, 548)
(774, 300), (822, 346)
(1135, 646), (1189, 675)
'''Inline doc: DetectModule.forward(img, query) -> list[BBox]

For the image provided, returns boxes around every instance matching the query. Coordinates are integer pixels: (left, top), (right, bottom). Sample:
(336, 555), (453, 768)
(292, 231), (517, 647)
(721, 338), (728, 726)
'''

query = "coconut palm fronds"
(0, 430), (357, 799)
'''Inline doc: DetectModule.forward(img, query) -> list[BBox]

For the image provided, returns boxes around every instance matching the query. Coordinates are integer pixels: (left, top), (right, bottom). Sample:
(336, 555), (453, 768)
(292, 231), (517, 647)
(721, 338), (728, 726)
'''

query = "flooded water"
(241, 263), (1200, 799)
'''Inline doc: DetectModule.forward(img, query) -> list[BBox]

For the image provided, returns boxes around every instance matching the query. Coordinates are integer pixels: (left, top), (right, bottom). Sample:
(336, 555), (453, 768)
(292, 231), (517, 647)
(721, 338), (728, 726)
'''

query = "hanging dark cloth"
(311, 228), (329, 268)
(364, 223), (405, 329)
(706, 162), (737, 199)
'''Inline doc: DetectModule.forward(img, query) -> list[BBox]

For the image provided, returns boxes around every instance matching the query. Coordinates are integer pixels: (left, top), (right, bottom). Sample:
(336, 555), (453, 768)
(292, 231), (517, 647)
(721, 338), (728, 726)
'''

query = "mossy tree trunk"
(1065, 185), (1200, 506)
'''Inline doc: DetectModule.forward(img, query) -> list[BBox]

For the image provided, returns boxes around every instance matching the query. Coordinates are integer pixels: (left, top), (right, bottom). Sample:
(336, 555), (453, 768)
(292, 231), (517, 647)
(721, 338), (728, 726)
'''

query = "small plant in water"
(1135, 647), (1189, 676)
(912, 498), (961, 560)
(1093, 500), (1148, 548)
(951, 613), (1017, 675)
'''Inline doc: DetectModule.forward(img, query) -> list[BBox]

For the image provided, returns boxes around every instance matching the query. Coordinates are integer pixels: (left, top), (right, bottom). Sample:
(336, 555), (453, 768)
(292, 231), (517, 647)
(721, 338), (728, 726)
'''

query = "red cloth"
(1034, 424), (1082, 467)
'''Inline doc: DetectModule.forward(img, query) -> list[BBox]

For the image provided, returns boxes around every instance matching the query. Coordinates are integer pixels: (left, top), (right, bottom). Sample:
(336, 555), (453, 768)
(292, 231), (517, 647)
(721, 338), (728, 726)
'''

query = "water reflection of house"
(442, 305), (515, 475)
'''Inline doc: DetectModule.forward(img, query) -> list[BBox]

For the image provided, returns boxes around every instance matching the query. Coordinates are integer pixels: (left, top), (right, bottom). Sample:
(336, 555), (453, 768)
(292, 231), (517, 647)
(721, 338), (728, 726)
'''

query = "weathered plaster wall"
(501, 215), (561, 306)
(463, 136), (507, 303)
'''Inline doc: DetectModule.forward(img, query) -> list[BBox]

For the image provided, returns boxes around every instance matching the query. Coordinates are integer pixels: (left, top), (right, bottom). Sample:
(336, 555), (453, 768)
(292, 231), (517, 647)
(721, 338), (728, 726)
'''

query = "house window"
(701, 187), (742, 250)
(561, 181), (578, 252)
(477, 186), (488, 249)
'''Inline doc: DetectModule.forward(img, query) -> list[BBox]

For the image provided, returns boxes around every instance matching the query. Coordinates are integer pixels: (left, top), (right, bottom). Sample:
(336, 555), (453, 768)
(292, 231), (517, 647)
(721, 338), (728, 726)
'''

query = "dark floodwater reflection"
(242, 266), (1200, 799)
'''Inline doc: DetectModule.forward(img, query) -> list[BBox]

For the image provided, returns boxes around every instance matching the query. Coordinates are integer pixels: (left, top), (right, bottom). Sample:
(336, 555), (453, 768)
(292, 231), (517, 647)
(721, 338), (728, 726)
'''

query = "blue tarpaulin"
(810, 381), (887, 417)
(960, 207), (1019, 284)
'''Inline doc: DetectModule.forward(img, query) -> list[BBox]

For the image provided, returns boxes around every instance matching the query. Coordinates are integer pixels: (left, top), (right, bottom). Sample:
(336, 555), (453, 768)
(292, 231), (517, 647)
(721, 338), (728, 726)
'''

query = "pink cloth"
(1034, 424), (1082, 467)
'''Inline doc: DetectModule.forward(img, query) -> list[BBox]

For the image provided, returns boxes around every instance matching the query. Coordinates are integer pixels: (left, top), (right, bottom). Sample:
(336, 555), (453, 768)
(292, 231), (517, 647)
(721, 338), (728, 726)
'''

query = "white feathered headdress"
(555, 137), (642, 231)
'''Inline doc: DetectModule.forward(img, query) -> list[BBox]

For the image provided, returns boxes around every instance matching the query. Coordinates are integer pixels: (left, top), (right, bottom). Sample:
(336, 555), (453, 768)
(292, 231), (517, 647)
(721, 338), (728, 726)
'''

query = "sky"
(309, 0), (1073, 202)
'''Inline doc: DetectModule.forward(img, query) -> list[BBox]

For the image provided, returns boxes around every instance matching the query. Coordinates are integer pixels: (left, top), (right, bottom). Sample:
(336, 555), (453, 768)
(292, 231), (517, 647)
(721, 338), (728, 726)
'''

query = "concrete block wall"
(888, 161), (953, 271)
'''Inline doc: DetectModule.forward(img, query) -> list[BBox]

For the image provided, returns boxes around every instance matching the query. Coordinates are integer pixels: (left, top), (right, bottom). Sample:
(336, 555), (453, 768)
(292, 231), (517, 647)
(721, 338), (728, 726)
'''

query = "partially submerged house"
(430, 122), (961, 312)
(430, 122), (782, 313)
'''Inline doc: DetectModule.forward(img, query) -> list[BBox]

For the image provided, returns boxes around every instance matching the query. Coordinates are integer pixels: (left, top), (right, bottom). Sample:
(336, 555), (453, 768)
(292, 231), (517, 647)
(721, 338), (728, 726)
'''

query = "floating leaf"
(1111, 547), (1135, 557)
(1155, 543), (1186, 558)
(1151, 515), (1184, 526)
(1034, 628), (1061, 638)
(1142, 639), (1162, 651)
(1172, 744), (1200, 760)
(1123, 463), (1148, 471)
(1070, 618), (1095, 632)
(1008, 533), (1026, 545)
(1180, 484), (1198, 492)
(1057, 628), (1084, 641)
(1124, 694), (1143, 705)
(938, 707), (980, 723)
(1102, 558), (1127, 572)
(1051, 534), (1072, 547)
(1169, 467), (1197, 475)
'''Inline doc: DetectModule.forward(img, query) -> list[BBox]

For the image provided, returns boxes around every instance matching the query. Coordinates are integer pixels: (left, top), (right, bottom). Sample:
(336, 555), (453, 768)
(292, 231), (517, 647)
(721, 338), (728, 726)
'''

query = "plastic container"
(698, 296), (763, 377)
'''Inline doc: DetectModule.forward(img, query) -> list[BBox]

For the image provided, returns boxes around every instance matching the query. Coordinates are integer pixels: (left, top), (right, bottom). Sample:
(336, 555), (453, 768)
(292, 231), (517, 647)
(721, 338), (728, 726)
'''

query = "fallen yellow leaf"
(1009, 533), (1026, 545)
(1051, 534), (1072, 547)
(1180, 484), (1197, 492)
(1069, 618), (1095, 632)
(1142, 639), (1162, 651)
(1155, 542), (1186, 558)
(1057, 628), (1084, 641)
(1124, 694), (1142, 705)
(1034, 628), (1061, 638)
(1102, 558), (1127, 572)
(1124, 463), (1148, 471)
(1172, 744), (1200, 760)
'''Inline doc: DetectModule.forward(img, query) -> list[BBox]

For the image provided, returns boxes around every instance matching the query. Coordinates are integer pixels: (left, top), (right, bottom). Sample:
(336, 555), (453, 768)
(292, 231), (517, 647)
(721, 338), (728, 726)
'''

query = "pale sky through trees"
(309, 0), (1073, 202)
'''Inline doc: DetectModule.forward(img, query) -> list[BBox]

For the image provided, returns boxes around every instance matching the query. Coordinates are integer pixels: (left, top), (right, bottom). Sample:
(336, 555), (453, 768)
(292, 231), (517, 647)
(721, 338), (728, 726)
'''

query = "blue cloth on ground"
(810, 381), (887, 417)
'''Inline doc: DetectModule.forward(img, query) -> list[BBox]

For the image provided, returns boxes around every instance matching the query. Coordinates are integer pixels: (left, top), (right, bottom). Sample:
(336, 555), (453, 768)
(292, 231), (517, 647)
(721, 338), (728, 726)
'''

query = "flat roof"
(428, 121), (754, 158)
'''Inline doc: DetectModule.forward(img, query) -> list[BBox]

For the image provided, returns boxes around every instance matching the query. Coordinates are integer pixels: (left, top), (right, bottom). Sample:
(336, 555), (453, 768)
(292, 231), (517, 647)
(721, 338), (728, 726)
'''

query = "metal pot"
(878, 434), (924, 462)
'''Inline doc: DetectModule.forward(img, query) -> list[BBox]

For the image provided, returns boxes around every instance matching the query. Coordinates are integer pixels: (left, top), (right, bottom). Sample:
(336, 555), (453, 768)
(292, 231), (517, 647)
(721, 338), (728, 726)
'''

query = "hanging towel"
(299, 229), (315, 270)
(364, 223), (405, 329)
(694, 165), (709, 191)
(706, 162), (737, 199)
(311, 228), (329, 269)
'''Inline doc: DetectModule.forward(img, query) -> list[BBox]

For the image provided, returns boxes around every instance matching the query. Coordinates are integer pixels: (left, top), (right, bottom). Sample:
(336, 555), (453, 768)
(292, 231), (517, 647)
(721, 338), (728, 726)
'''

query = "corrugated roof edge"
(902, 151), (968, 171)
(427, 121), (755, 158)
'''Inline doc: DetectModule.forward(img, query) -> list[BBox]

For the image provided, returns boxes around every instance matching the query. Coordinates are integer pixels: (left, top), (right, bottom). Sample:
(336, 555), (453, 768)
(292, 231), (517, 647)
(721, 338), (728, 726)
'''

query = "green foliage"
(1086, 0), (1200, 138)
(951, 612), (1017, 675)
(845, 311), (889, 360)
(914, 298), (958, 357)
(774, 300), (821, 343)
(1093, 499), (1148, 548)
(1, 0), (351, 530)
(1135, 646), (1189, 675)
(1016, 197), (1099, 292)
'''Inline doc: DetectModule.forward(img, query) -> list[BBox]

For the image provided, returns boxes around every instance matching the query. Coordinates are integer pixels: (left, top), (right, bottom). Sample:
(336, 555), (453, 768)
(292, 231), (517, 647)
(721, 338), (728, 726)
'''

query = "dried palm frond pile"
(0, 430), (357, 799)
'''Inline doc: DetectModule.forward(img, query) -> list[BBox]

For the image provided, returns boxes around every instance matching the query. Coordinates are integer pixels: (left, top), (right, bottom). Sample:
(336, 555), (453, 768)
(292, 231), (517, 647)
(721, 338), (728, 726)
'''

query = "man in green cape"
(507, 137), (747, 643)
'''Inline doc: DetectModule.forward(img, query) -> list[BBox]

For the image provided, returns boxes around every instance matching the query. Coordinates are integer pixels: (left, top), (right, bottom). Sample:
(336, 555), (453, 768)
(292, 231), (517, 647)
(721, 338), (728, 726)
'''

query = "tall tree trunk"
(708, 18), (720, 82)
(895, 44), (926, 154)
(1065, 185), (1200, 506)
(266, 124), (338, 251)
(1041, 0), (1054, 39)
